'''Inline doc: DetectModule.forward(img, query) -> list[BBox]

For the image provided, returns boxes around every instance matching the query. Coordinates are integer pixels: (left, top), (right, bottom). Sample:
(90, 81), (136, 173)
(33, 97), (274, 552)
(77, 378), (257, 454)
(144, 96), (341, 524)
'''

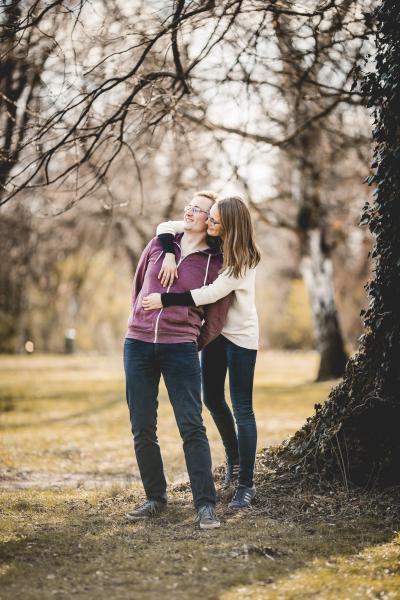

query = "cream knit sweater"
(156, 221), (259, 350)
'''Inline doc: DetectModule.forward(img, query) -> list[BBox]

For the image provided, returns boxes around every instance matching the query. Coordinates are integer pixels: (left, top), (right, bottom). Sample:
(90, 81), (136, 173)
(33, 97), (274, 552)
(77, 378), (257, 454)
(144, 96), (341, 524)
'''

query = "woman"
(142, 196), (261, 510)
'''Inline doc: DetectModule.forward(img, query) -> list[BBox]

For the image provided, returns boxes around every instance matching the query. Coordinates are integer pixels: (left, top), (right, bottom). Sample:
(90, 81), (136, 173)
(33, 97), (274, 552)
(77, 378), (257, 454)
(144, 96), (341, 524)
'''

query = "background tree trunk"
(300, 228), (348, 381)
(275, 8), (350, 380)
(292, 145), (348, 380)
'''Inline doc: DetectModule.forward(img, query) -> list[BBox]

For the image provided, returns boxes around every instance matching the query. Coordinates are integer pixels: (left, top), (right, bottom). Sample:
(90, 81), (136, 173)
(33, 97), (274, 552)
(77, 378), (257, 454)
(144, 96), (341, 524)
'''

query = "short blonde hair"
(194, 190), (219, 203)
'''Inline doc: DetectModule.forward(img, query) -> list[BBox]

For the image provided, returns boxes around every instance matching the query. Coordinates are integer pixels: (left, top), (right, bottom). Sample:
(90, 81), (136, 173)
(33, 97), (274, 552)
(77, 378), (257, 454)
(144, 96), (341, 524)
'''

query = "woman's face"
(207, 203), (223, 237)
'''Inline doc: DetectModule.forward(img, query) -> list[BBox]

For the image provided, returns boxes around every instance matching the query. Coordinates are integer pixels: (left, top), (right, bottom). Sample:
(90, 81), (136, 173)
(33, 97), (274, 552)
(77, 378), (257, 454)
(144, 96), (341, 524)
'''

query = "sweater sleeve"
(190, 270), (244, 306)
(156, 220), (185, 236)
(158, 233), (175, 254)
(131, 239), (154, 308)
(161, 292), (195, 307)
(197, 293), (233, 350)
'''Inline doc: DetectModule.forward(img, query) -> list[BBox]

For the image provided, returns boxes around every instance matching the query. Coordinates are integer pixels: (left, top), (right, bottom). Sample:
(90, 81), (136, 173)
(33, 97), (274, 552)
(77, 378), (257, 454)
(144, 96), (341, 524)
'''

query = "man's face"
(183, 195), (212, 233)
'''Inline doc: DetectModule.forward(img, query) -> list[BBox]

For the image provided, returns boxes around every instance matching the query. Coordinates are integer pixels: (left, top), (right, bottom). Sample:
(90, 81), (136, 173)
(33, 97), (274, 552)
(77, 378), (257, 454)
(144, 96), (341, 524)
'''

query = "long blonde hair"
(218, 196), (261, 278)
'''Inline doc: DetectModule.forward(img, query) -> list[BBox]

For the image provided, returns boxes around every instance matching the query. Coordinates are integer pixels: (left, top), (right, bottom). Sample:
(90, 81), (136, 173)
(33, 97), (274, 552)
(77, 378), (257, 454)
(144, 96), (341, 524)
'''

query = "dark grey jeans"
(201, 335), (257, 488)
(124, 337), (216, 509)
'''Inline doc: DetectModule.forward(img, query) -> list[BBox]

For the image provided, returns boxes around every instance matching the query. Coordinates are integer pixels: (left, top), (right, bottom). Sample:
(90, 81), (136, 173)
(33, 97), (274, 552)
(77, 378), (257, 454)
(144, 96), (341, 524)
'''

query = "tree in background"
(2, 0), (399, 488)
(177, 1), (373, 379)
(1, 1), (373, 367)
(0, 0), (215, 351)
(0, 1), (58, 201)
(0, 0), (217, 207)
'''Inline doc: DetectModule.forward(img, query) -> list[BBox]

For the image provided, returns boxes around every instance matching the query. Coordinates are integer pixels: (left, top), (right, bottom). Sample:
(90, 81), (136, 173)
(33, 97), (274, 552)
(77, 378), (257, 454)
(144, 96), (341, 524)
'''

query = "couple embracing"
(124, 190), (260, 529)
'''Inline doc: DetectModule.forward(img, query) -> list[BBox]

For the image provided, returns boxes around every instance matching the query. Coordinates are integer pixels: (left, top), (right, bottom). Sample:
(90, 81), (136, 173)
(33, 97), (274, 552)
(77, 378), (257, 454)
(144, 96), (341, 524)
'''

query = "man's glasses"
(184, 205), (209, 216)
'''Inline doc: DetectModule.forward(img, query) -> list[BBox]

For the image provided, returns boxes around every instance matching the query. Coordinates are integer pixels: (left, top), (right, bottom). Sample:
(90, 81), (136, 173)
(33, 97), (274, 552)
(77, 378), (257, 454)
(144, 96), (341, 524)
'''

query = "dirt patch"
(0, 469), (140, 490)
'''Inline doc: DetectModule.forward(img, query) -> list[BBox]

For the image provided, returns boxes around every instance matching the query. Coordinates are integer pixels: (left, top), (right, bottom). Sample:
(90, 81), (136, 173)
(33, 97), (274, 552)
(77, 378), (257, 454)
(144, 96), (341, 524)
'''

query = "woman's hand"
(158, 253), (178, 287)
(142, 293), (163, 311)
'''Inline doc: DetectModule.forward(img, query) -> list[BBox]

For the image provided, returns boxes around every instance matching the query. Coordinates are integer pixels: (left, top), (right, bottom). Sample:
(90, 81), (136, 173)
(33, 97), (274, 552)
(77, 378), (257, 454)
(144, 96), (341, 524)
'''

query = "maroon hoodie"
(126, 234), (231, 350)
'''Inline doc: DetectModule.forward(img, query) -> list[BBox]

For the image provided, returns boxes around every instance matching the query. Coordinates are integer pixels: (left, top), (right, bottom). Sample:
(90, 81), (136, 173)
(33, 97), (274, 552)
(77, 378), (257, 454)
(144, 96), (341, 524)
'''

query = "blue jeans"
(124, 338), (216, 509)
(201, 335), (257, 487)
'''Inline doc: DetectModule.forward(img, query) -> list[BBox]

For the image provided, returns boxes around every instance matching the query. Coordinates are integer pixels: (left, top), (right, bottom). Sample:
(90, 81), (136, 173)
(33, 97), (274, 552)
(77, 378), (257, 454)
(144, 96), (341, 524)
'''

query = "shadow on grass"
(0, 394), (122, 430)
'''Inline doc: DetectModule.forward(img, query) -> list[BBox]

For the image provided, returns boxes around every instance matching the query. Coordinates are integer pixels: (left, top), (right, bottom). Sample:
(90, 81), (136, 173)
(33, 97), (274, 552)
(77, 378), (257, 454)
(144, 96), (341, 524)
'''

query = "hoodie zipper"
(153, 243), (211, 343)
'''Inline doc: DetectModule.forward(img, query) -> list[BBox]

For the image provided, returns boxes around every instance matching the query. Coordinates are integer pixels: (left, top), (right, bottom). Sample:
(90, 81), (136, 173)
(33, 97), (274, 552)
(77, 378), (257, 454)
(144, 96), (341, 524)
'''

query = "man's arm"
(197, 293), (233, 351)
(131, 239), (154, 308)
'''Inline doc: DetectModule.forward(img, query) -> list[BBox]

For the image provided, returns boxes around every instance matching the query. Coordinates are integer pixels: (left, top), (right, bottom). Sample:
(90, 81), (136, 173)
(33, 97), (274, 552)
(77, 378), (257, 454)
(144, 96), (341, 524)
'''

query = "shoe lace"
(232, 486), (251, 503)
(139, 500), (158, 514)
(197, 504), (216, 521)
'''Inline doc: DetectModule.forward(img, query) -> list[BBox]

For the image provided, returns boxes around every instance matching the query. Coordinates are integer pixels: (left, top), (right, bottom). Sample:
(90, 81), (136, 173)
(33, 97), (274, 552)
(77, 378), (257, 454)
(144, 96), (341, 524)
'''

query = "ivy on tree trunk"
(272, 0), (400, 488)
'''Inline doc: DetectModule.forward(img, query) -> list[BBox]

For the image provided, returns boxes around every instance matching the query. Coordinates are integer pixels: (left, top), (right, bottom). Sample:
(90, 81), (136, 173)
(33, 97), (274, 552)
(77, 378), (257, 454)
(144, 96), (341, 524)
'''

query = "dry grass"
(1, 352), (399, 600)
(0, 351), (325, 485)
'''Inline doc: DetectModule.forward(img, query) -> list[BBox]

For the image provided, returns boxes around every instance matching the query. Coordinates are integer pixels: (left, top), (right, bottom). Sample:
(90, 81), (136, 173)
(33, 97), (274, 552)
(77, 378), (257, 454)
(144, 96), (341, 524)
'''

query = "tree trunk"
(274, 0), (400, 487)
(292, 148), (348, 381)
(274, 10), (349, 380)
(300, 229), (348, 381)
(0, 208), (32, 353)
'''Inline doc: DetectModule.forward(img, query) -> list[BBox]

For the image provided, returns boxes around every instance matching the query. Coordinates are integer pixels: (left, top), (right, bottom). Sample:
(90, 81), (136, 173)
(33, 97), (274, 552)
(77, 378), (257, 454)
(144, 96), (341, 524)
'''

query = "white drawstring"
(155, 247), (210, 284)
(203, 254), (211, 285)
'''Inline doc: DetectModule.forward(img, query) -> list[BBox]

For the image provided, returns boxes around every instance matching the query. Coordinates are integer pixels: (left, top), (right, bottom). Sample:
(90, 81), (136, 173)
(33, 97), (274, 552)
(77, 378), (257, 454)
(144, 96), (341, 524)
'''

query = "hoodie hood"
(174, 232), (223, 257)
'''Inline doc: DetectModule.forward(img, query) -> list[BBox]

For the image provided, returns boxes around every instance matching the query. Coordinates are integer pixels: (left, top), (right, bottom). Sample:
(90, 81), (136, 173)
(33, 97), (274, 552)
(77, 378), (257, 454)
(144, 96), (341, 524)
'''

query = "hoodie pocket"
(157, 306), (189, 334)
(130, 302), (157, 331)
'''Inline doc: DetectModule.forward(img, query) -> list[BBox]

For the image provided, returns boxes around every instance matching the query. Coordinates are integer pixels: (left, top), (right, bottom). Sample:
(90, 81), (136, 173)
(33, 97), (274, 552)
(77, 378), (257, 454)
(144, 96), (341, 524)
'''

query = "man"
(124, 190), (230, 529)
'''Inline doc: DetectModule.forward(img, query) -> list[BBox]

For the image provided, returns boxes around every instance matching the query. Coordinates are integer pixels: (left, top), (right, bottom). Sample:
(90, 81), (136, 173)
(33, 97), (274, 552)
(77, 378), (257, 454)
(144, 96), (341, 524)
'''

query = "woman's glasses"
(208, 216), (220, 226)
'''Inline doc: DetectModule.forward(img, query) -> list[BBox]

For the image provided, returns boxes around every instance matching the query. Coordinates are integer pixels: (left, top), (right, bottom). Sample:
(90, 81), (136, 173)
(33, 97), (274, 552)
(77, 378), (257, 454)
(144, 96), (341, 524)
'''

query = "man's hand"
(142, 293), (163, 310)
(158, 253), (178, 287)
